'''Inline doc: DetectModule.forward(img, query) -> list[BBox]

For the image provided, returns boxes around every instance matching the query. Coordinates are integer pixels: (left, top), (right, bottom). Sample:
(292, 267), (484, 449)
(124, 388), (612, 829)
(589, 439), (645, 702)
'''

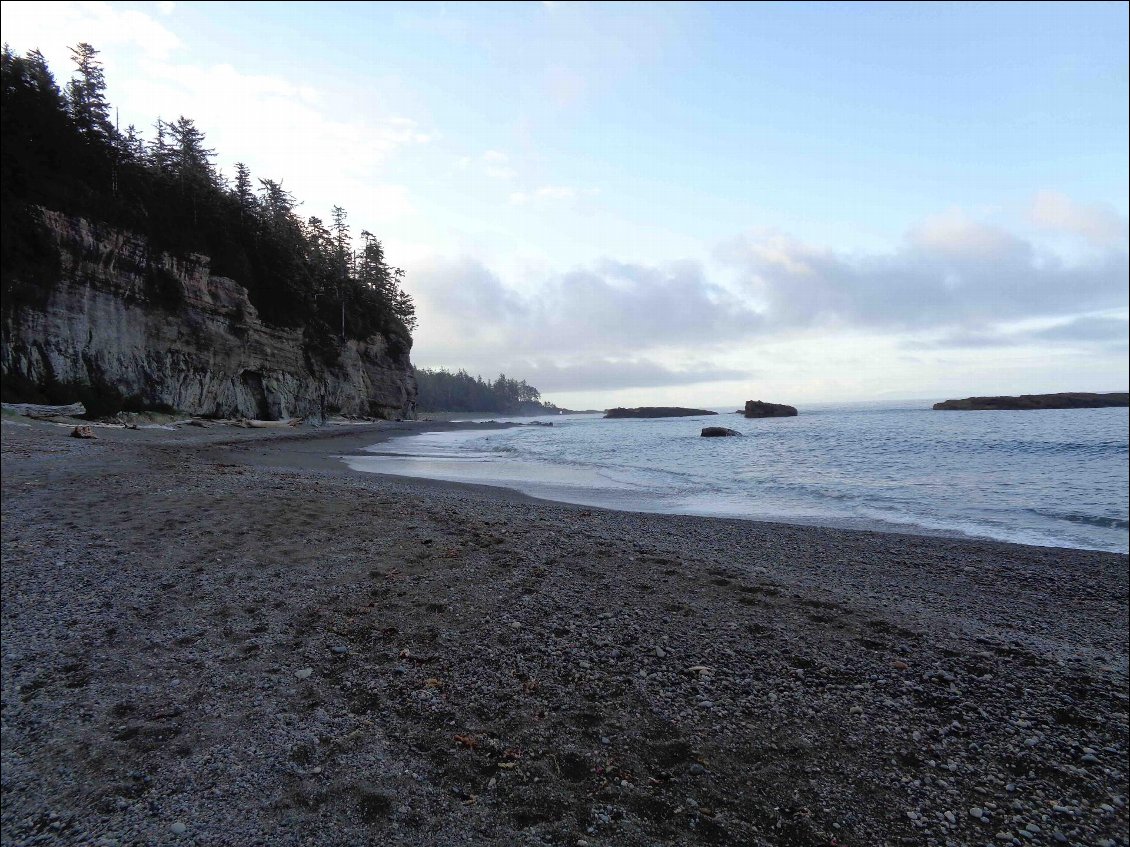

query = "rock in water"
(605, 407), (718, 419)
(743, 400), (798, 418)
(701, 427), (742, 437)
(70, 425), (97, 439)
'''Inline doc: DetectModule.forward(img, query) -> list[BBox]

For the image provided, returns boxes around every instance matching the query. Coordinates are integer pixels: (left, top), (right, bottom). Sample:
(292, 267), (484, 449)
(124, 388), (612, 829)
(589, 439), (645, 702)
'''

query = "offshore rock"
(743, 400), (798, 418)
(1, 210), (416, 420)
(605, 407), (718, 419)
(701, 427), (742, 437)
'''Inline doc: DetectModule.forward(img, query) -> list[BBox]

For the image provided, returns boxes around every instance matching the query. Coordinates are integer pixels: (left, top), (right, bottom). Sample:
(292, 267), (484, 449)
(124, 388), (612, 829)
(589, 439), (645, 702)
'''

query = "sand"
(1, 418), (1127, 847)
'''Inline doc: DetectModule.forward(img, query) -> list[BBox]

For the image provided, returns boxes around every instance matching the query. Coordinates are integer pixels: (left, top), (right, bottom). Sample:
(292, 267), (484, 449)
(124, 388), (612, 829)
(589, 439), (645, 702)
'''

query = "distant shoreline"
(934, 392), (1129, 411)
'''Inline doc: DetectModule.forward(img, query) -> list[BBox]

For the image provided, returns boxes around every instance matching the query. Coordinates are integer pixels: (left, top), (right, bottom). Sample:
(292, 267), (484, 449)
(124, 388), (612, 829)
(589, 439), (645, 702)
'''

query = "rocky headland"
(1, 210), (417, 420)
(933, 393), (1129, 411)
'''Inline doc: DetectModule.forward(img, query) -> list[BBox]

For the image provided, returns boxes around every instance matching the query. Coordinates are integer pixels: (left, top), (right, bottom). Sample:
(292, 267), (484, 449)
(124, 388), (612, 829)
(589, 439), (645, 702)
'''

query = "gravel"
(1, 419), (1127, 846)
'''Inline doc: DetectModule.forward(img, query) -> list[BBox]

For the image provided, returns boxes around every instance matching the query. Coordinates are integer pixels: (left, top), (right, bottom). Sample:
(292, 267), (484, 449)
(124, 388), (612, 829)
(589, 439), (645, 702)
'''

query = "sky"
(1, 1), (1127, 408)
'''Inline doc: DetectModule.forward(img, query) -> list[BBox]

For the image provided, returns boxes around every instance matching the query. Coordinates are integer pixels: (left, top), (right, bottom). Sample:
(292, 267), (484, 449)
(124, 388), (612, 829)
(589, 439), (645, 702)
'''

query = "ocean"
(343, 403), (1130, 553)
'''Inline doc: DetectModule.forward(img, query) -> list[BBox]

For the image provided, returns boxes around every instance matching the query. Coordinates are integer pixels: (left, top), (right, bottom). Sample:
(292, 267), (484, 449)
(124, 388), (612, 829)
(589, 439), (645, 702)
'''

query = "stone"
(294, 667), (313, 680)
(70, 425), (97, 439)
(700, 427), (742, 437)
(169, 822), (187, 836)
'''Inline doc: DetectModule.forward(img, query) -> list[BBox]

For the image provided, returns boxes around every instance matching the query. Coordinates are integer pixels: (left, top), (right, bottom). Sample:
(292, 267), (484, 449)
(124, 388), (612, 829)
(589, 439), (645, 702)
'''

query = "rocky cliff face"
(1, 210), (417, 419)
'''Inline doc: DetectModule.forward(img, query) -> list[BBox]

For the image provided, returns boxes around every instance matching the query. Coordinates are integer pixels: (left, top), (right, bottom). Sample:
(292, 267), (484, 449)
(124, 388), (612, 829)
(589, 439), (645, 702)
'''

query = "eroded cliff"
(1, 210), (417, 419)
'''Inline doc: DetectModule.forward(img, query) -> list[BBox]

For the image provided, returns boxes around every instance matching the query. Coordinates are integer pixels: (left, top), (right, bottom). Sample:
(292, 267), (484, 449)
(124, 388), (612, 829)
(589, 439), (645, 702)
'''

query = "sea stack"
(743, 400), (798, 418)
(604, 407), (718, 419)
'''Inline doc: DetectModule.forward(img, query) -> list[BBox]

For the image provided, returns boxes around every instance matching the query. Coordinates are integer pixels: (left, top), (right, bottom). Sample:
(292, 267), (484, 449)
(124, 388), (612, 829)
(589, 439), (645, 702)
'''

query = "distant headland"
(933, 392), (1129, 411)
(604, 407), (718, 419)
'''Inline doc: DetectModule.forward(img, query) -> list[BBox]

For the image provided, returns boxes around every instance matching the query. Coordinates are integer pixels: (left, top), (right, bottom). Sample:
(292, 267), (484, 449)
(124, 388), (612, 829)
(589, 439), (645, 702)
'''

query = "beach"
(1, 419), (1127, 847)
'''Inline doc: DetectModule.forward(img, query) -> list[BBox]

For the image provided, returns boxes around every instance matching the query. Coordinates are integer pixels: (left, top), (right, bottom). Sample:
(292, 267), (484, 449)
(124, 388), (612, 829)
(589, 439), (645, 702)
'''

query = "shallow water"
(344, 403), (1130, 553)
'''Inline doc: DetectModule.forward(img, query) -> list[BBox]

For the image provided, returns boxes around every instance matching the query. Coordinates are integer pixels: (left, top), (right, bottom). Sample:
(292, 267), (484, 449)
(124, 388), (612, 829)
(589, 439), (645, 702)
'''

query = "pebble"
(969, 806), (984, 819)
(294, 667), (313, 679)
(689, 763), (706, 775)
(330, 645), (348, 655)
(170, 821), (187, 835)
(655, 647), (666, 658)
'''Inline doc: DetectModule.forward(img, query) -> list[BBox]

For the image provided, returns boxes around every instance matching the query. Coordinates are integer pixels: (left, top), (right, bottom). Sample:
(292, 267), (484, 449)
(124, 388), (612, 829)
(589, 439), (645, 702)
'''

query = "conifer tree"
(66, 43), (112, 140)
(233, 162), (254, 222)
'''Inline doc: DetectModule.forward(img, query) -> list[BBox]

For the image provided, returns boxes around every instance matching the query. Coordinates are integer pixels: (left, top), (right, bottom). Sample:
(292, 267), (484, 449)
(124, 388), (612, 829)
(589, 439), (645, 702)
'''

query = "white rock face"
(1, 210), (417, 419)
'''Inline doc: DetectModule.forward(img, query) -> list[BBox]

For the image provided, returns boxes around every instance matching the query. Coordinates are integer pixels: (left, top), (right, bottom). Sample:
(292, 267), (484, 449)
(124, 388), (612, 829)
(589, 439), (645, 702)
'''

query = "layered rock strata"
(1, 210), (416, 420)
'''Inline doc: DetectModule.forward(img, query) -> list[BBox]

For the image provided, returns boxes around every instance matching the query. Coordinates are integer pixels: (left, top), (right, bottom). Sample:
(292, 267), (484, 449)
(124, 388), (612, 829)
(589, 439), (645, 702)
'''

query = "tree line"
(415, 368), (558, 414)
(1, 43), (415, 362)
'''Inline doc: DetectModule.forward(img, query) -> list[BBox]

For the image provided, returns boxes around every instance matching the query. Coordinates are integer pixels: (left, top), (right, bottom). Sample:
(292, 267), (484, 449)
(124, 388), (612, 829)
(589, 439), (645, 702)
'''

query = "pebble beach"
(1, 419), (1127, 847)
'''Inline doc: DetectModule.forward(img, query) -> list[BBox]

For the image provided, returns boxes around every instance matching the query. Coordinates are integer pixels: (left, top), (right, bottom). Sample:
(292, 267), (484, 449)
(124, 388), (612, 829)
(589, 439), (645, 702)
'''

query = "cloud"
(0, 1), (181, 64)
(491, 359), (750, 392)
(1031, 315), (1129, 343)
(717, 211), (1128, 333)
(1031, 191), (1128, 247)
(509, 185), (599, 205)
(410, 256), (763, 363)
(904, 315), (1129, 350)
(407, 204), (1127, 392)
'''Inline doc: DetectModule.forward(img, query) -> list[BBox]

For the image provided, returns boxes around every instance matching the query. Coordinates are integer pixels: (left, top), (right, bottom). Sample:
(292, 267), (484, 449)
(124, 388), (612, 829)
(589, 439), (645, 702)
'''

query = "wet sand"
(1, 418), (1127, 846)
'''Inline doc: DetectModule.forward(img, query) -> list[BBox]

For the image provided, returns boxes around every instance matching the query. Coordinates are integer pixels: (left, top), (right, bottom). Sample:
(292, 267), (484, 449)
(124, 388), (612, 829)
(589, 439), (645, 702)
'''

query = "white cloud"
(0, 1), (181, 66)
(406, 204), (1128, 393)
(508, 185), (598, 205)
(1030, 191), (1128, 247)
(718, 210), (1128, 333)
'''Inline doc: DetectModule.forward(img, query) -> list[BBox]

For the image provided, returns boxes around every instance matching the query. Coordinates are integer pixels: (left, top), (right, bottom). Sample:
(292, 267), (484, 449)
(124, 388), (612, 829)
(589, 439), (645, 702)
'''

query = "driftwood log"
(2, 402), (87, 419)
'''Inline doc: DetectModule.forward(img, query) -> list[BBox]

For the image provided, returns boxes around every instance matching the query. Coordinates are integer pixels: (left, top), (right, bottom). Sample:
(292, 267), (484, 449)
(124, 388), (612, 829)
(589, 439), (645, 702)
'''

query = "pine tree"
(167, 116), (216, 188)
(233, 162), (254, 222)
(66, 43), (112, 140)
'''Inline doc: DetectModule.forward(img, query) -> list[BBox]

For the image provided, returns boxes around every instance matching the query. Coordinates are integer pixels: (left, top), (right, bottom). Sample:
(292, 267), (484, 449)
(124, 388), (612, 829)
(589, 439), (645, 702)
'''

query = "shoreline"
(248, 417), (1129, 556)
(2, 419), (1127, 846)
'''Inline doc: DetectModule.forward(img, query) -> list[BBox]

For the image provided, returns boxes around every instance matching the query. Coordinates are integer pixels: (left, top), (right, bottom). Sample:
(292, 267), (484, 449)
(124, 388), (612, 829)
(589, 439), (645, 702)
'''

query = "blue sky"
(2, 1), (1127, 406)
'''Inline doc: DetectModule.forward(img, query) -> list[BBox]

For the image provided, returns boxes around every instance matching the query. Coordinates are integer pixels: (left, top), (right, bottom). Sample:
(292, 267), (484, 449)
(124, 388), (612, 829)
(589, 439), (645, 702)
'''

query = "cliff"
(933, 393), (1129, 411)
(1, 210), (417, 419)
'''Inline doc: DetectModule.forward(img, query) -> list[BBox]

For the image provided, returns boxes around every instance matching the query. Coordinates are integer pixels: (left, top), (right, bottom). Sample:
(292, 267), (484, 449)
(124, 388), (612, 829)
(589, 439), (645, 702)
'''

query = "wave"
(1031, 510), (1130, 531)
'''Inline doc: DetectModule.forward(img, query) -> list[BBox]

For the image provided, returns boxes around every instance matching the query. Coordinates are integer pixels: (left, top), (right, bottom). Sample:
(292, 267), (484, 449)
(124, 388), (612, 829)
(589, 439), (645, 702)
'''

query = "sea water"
(343, 403), (1130, 553)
